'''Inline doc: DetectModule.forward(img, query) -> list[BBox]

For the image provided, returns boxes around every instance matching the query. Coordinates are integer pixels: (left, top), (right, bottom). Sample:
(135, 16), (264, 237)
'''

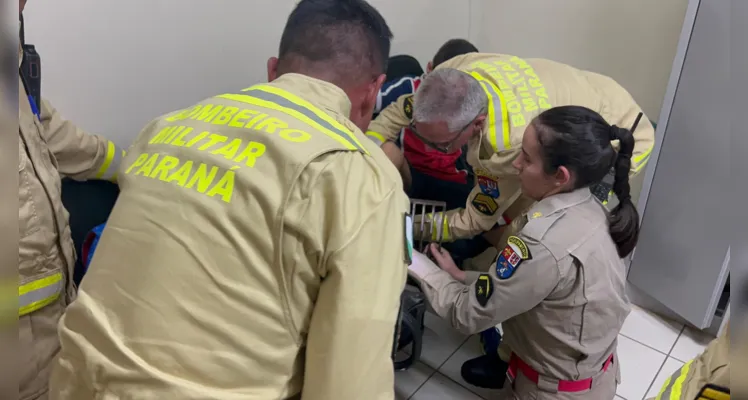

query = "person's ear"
(472, 114), (487, 134)
(350, 74), (386, 131)
(555, 165), (572, 187)
(474, 114), (487, 126)
(426, 61), (433, 73)
(266, 57), (279, 82)
(363, 74), (386, 112)
(373, 74), (386, 97)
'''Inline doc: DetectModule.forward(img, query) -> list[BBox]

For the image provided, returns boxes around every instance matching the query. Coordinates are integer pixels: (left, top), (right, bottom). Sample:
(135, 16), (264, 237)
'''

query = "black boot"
(460, 353), (509, 389)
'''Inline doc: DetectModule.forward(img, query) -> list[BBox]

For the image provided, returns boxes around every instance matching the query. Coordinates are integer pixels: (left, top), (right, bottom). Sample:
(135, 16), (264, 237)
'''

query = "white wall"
(25, 0), (686, 148)
(469, 0), (688, 123)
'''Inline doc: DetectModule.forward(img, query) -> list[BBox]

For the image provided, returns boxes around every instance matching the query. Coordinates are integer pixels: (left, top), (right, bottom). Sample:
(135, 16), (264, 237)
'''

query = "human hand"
(427, 243), (466, 282)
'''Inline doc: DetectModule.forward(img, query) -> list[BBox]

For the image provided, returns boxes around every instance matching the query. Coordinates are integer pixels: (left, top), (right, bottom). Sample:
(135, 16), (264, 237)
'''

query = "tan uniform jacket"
(18, 72), (123, 399)
(367, 53), (655, 242)
(51, 74), (410, 400)
(649, 323), (730, 400)
(409, 188), (630, 382)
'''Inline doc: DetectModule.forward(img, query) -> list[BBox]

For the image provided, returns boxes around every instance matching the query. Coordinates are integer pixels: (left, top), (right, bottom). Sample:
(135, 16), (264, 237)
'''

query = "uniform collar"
(526, 187), (592, 220)
(270, 73), (352, 118)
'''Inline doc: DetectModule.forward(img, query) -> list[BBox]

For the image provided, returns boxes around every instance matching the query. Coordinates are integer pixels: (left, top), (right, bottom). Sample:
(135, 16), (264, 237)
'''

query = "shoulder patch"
(403, 95), (414, 119)
(696, 384), (730, 400)
(404, 213), (413, 264)
(495, 236), (530, 279)
(471, 193), (499, 216)
(477, 172), (500, 199)
(474, 274), (494, 306)
(507, 235), (532, 260)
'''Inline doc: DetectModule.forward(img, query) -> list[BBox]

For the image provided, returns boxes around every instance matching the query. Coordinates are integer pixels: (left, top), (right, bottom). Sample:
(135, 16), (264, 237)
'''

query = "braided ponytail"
(607, 124), (640, 257)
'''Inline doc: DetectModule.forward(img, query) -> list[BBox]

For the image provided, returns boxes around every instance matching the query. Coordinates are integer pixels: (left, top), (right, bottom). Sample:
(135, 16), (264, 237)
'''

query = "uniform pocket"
(18, 315), (37, 392)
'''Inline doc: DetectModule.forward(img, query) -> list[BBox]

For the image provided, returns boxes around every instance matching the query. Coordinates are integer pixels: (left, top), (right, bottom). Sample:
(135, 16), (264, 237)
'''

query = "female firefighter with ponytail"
(407, 105), (639, 399)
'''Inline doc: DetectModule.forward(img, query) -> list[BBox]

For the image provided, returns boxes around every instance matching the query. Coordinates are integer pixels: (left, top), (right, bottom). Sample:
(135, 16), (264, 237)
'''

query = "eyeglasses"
(408, 109), (485, 154)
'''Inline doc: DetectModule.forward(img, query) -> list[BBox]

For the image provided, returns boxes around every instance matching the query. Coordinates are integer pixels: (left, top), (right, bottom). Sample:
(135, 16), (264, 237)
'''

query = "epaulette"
(520, 209), (566, 242)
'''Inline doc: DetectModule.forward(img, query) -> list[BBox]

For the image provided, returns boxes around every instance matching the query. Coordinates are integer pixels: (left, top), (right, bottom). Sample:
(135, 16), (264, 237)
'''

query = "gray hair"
(413, 68), (488, 132)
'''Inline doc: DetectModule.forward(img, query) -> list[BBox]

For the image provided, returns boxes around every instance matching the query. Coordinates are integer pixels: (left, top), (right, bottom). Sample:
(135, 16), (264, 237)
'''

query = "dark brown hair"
(432, 39), (479, 68)
(534, 105), (640, 257)
(278, 0), (393, 82)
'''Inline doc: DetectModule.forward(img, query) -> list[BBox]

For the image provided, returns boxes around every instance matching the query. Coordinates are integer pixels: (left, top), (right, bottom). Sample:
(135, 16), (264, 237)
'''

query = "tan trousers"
(19, 298), (65, 400)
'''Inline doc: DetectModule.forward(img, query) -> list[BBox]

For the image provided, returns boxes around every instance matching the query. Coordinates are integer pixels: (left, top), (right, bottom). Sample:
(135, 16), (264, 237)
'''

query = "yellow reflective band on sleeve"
(655, 360), (692, 400)
(632, 144), (654, 173)
(18, 272), (63, 316)
(430, 211), (450, 242)
(96, 141), (124, 180)
(470, 72), (510, 152)
(221, 84), (368, 154)
(95, 141), (116, 178)
(366, 131), (386, 146)
(110, 149), (125, 183)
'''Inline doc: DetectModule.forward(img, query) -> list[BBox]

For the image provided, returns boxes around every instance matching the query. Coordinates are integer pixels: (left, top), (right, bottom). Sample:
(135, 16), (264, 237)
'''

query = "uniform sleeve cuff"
(408, 251), (441, 280)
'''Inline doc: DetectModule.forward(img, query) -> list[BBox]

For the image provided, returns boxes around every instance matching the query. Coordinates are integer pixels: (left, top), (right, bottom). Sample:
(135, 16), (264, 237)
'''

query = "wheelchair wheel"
(392, 284), (426, 371)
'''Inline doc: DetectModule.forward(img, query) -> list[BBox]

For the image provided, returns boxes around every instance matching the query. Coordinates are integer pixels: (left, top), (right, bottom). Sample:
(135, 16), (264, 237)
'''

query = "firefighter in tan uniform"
(367, 53), (655, 244)
(648, 323), (730, 400)
(50, 1), (408, 399)
(17, 2), (124, 399)
(408, 106), (639, 398)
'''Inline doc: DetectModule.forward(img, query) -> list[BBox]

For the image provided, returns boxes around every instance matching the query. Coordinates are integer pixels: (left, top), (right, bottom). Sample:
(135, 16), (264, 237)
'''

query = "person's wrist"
(447, 266), (466, 282)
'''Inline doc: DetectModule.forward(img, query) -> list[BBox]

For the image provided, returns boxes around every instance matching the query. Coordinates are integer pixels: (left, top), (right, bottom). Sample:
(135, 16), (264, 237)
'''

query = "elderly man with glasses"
(367, 52), (654, 255)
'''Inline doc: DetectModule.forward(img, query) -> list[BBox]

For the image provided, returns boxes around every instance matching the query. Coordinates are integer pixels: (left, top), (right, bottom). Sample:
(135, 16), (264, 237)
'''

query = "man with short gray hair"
(367, 53), (656, 247)
(413, 68), (488, 137)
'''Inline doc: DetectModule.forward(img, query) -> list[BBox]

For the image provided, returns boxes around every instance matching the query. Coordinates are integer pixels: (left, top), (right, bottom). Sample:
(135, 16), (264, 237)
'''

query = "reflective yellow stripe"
(366, 131), (386, 146)
(656, 360), (692, 400)
(249, 84), (368, 153)
(18, 272), (63, 316)
(218, 87), (367, 154)
(428, 212), (451, 242)
(632, 144), (653, 173)
(655, 375), (673, 400)
(95, 141), (116, 179)
(669, 360), (692, 400)
(220, 93), (361, 152)
(95, 142), (123, 180)
(110, 149), (125, 183)
(470, 72), (510, 152)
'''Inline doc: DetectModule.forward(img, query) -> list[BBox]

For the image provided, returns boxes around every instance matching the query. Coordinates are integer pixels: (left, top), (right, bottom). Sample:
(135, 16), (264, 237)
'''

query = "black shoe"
(460, 353), (509, 389)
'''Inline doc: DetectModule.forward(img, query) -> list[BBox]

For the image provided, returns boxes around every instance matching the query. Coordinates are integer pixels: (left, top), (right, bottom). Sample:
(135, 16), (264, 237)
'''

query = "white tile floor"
(395, 305), (714, 400)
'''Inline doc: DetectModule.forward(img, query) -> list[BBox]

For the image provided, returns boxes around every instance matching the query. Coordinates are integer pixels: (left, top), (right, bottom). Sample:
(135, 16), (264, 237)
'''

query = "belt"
(507, 353), (615, 393)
